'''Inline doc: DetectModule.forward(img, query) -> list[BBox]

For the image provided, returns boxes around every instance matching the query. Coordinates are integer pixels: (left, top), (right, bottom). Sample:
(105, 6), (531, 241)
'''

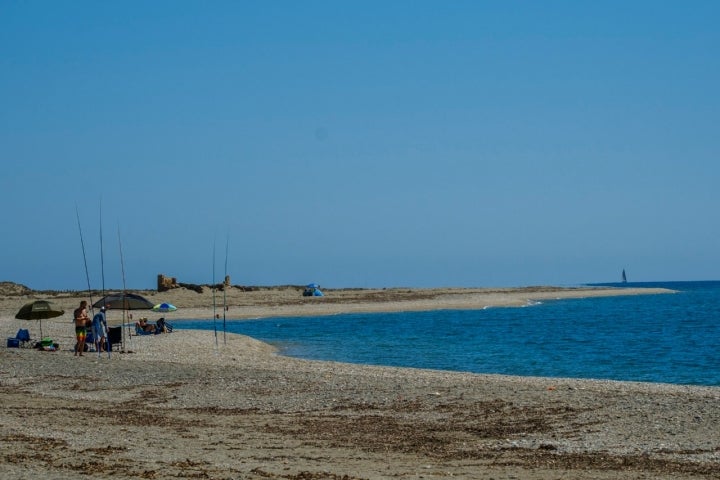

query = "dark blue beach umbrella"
(93, 293), (154, 311)
(93, 293), (153, 352)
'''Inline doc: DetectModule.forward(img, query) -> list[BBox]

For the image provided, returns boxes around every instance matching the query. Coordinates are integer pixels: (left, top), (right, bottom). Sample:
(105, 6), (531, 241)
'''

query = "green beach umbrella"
(15, 300), (65, 339)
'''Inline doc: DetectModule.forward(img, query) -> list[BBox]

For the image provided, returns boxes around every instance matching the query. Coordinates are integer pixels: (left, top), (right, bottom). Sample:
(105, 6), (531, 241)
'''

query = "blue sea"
(176, 281), (720, 387)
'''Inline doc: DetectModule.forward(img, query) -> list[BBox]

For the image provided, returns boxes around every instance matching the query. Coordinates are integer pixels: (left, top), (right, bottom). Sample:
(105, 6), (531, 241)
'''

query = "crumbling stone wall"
(157, 274), (178, 292)
(157, 273), (231, 293)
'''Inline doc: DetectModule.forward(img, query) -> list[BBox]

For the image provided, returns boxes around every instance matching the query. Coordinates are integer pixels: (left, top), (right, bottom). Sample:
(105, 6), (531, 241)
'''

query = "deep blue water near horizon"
(176, 281), (720, 387)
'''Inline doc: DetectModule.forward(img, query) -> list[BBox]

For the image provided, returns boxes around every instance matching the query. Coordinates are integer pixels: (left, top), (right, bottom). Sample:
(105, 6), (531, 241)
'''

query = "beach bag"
(37, 338), (58, 351)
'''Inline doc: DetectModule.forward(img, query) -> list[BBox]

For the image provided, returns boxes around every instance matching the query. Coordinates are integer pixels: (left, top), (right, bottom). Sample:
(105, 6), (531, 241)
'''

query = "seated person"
(136, 318), (156, 334)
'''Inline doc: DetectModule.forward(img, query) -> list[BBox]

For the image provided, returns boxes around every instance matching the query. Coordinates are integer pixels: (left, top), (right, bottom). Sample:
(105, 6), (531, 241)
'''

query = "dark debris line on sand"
(1, 330), (718, 479)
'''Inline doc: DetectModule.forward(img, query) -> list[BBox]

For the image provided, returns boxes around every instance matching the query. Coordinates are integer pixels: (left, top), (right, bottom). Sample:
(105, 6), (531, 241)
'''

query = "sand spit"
(3, 285), (718, 479)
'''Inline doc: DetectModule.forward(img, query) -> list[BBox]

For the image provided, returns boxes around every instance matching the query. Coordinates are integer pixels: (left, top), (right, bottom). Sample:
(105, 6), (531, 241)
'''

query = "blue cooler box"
(7, 338), (20, 348)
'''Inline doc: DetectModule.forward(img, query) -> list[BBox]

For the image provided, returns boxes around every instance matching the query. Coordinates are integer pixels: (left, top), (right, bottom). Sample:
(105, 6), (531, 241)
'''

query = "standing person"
(92, 306), (108, 357)
(73, 300), (90, 356)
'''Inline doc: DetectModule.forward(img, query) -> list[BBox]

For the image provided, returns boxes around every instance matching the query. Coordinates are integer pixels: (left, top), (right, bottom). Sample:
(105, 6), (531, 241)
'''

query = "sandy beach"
(2, 284), (719, 479)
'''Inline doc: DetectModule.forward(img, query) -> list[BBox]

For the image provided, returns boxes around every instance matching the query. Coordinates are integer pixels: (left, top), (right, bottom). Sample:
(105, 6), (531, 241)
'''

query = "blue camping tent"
(303, 284), (324, 297)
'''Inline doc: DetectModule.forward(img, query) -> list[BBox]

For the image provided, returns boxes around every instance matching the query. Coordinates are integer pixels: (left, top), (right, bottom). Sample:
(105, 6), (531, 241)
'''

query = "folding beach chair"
(108, 326), (121, 349)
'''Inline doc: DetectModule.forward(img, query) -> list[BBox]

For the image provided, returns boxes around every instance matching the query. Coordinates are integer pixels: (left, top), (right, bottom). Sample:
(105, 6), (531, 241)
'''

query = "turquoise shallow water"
(177, 281), (720, 386)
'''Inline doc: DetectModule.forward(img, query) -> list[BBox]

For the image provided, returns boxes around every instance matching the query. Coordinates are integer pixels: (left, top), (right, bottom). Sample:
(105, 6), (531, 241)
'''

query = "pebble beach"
(1, 284), (718, 479)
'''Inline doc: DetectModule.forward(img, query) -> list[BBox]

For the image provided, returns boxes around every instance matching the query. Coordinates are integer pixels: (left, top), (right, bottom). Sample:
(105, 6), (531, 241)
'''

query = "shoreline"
(2, 284), (675, 355)
(0, 283), (676, 322)
(3, 285), (718, 479)
(0, 284), (682, 385)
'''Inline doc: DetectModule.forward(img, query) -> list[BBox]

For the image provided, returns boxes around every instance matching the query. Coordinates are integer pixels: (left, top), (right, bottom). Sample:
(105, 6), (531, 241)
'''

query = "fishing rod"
(99, 200), (106, 301)
(222, 235), (228, 345)
(99, 201), (110, 358)
(75, 204), (95, 312)
(118, 225), (129, 352)
(75, 204), (94, 353)
(212, 238), (219, 349)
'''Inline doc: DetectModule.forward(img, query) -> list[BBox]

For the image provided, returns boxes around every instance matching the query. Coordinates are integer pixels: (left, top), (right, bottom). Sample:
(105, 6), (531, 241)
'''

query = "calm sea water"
(176, 281), (720, 386)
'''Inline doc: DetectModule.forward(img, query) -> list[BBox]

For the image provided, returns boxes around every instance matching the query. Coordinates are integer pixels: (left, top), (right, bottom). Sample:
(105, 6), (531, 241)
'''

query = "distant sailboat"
(621, 269), (627, 283)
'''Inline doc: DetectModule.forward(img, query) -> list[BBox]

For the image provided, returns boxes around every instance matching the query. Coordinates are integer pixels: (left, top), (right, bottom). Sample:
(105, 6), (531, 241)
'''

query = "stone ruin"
(157, 274), (179, 292)
(157, 274), (232, 293)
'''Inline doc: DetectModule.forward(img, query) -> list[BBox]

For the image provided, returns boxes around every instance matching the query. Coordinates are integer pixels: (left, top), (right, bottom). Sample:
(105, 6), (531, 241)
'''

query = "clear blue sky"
(2, 1), (718, 290)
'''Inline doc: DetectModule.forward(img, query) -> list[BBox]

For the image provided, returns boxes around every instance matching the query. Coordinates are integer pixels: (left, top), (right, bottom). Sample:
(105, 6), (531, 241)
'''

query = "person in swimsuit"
(137, 317), (156, 333)
(74, 300), (90, 356)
